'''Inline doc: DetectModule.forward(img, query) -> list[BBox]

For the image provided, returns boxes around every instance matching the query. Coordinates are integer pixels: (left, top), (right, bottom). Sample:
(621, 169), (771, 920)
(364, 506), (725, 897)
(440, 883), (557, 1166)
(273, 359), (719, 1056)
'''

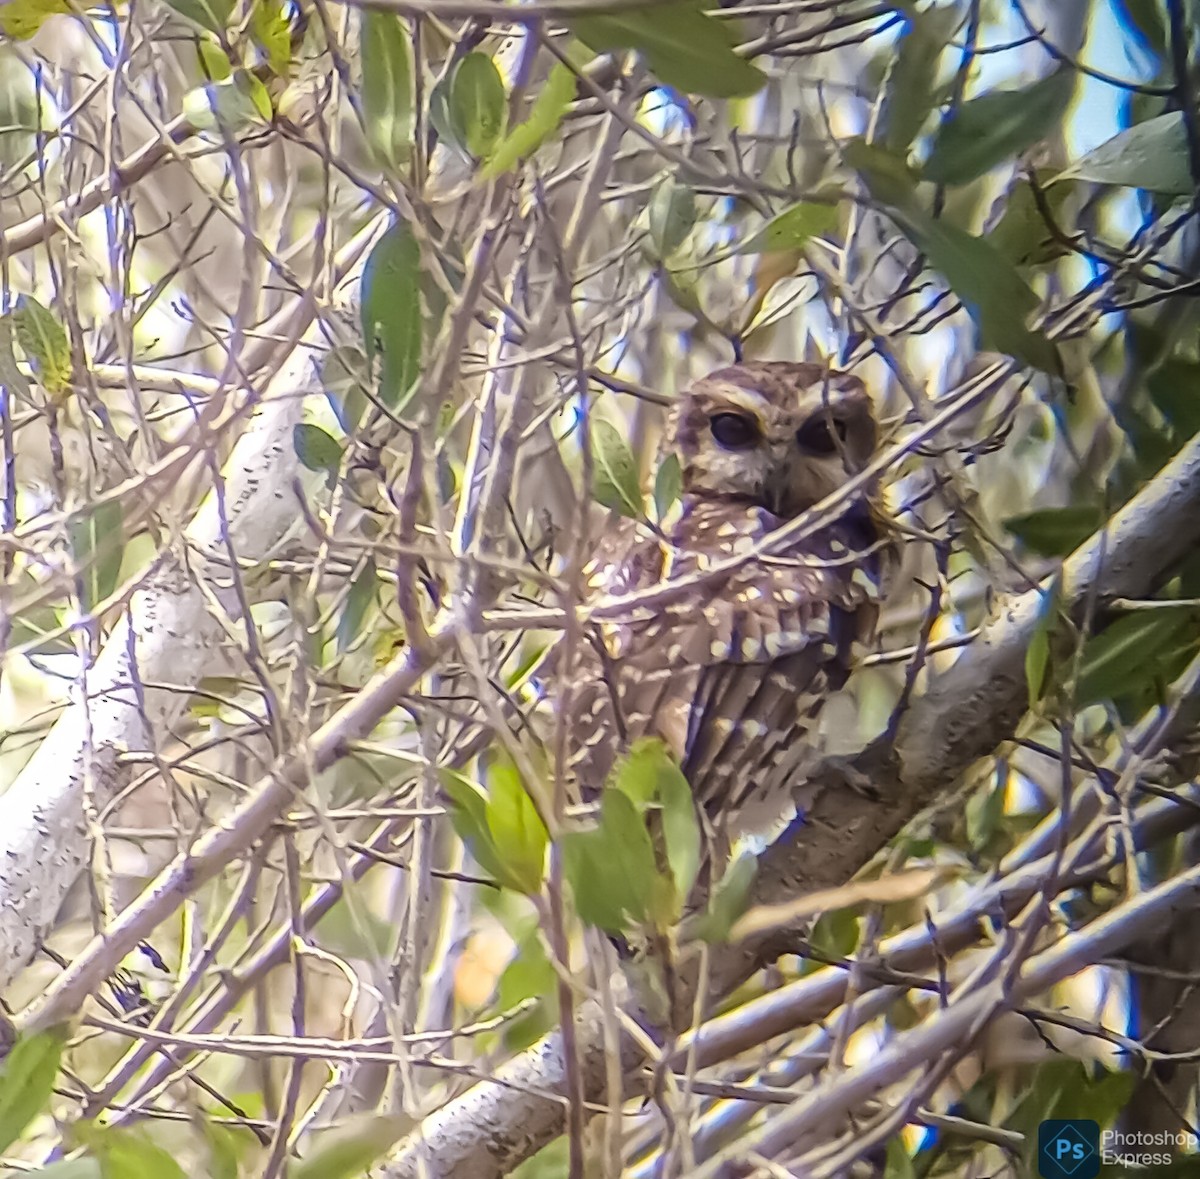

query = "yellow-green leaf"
(653, 452), (681, 521)
(442, 769), (516, 890)
(293, 422), (343, 482)
(69, 499), (124, 614)
(361, 12), (414, 169)
(251, 0), (292, 75)
(695, 852), (756, 943)
(0, 0), (70, 38)
(12, 295), (71, 396)
(1025, 573), (1062, 709)
(0, 1029), (66, 1155)
(738, 200), (839, 254)
(484, 61), (576, 176)
(183, 71), (272, 131)
(360, 220), (424, 412)
(648, 176), (696, 260)
(484, 755), (548, 896)
(450, 52), (507, 159)
(562, 790), (656, 933)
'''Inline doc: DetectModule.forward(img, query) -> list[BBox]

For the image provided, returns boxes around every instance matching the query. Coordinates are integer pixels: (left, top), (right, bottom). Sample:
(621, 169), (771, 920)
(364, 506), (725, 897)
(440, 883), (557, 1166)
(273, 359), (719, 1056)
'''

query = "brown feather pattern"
(553, 360), (895, 842)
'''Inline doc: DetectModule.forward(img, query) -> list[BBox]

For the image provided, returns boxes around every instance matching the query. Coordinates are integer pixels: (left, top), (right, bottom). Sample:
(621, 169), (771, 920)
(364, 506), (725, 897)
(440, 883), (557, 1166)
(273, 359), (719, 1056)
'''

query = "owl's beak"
(764, 453), (799, 517)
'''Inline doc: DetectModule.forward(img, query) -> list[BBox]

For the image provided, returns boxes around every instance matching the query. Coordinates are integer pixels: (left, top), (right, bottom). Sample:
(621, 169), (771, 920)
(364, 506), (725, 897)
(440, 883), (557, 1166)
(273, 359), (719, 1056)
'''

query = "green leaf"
(884, 1137), (916, 1179)
(484, 755), (548, 896)
(1006, 505), (1104, 557)
(314, 897), (394, 960)
(1025, 572), (1062, 709)
(361, 12), (415, 169)
(251, 0), (292, 75)
(1148, 356), (1200, 438)
(1004, 1059), (1133, 1168)
(158, 0), (233, 35)
(609, 739), (659, 809)
(985, 175), (1072, 268)
(1075, 610), (1197, 706)
(653, 452), (681, 521)
(843, 137), (919, 206)
(924, 67), (1075, 186)
(0, 0), (70, 36)
(202, 1122), (247, 1179)
(809, 906), (861, 959)
(609, 739), (698, 902)
(495, 929), (555, 1051)
(0, 318), (33, 406)
(450, 52), (507, 159)
(886, 202), (1060, 374)
(69, 499), (124, 614)
(966, 776), (1008, 851)
(197, 40), (233, 82)
(337, 558), (378, 653)
(442, 769), (515, 890)
(0, 1029), (65, 1155)
(360, 220), (423, 412)
(882, 4), (959, 154)
(91, 1128), (186, 1179)
(12, 295), (71, 396)
(648, 176), (697, 260)
(483, 61), (576, 176)
(562, 790), (656, 933)
(292, 422), (343, 482)
(695, 851), (756, 943)
(496, 926), (555, 1009)
(590, 417), (643, 519)
(291, 1115), (405, 1179)
(321, 345), (371, 433)
(737, 200), (839, 254)
(572, 0), (765, 99)
(657, 756), (700, 904)
(1057, 111), (1192, 195)
(183, 71), (272, 131)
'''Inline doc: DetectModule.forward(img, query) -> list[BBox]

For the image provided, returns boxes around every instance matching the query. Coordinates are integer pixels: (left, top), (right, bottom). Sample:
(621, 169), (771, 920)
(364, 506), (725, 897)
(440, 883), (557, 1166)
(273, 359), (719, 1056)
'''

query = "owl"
(558, 360), (895, 851)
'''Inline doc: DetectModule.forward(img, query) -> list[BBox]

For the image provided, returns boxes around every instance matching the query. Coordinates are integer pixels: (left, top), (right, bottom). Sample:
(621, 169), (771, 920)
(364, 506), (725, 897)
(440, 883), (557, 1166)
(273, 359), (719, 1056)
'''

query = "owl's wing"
(563, 503), (886, 821)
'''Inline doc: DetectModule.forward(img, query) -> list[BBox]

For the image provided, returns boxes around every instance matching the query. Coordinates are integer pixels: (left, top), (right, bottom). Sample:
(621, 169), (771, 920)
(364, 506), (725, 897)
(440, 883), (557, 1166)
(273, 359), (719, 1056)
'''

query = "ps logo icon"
(1038, 1120), (1099, 1179)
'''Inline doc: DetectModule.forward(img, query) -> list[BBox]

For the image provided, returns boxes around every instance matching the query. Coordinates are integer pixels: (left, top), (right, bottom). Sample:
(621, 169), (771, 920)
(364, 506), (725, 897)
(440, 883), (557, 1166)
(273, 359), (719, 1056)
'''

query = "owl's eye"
(795, 415), (847, 455)
(710, 412), (760, 450)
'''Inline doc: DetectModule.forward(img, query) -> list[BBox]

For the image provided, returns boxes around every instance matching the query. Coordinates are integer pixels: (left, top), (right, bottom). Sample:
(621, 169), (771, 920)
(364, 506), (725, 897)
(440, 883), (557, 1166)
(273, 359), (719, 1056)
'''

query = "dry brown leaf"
(729, 866), (953, 942)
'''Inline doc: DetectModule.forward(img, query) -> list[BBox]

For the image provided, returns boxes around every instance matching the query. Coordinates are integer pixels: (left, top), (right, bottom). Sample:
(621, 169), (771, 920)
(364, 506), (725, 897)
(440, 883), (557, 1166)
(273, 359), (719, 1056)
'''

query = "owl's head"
(666, 361), (880, 518)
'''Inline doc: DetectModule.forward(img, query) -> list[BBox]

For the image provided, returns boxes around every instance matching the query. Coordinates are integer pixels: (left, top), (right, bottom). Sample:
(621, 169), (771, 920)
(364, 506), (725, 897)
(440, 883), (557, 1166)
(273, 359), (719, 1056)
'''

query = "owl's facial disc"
(671, 360), (879, 516)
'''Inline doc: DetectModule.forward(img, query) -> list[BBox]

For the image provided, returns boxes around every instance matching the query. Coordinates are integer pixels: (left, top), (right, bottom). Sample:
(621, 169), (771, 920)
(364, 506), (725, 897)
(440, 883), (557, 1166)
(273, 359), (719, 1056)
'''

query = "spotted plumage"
(558, 360), (895, 848)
